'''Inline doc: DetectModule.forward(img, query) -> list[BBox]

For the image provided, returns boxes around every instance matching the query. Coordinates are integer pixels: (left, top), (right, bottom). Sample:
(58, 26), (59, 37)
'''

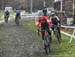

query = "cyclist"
(15, 10), (21, 25)
(4, 10), (10, 23)
(36, 15), (52, 45)
(49, 13), (61, 41)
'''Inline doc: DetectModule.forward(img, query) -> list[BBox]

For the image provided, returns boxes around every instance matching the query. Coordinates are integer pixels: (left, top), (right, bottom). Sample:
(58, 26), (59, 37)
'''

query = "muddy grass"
(0, 18), (75, 57)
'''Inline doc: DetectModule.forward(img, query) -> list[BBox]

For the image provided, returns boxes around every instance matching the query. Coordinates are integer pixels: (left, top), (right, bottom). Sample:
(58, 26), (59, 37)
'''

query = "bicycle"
(39, 30), (51, 54)
(53, 25), (61, 43)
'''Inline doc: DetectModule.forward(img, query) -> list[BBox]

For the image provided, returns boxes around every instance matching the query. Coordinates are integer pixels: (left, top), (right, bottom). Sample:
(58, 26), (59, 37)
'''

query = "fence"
(61, 25), (75, 43)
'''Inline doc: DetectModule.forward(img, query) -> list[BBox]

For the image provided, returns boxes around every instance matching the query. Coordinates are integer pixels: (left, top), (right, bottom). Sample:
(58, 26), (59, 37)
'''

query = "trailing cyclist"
(4, 10), (10, 23)
(15, 10), (21, 25)
(49, 13), (62, 42)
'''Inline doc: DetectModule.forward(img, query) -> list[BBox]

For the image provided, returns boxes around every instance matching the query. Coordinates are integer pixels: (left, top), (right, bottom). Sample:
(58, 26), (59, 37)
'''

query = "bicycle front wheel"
(54, 29), (61, 43)
(44, 36), (50, 54)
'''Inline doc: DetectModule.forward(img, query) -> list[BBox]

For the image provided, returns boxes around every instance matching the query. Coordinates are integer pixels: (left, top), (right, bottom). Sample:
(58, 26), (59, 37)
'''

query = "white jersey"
(49, 16), (60, 22)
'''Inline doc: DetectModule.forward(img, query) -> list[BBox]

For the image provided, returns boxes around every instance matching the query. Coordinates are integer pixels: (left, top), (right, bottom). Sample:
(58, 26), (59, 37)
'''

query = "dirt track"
(0, 18), (49, 57)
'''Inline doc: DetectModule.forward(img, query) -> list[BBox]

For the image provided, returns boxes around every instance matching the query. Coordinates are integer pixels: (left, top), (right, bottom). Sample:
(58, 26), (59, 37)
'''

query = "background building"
(54, 0), (73, 25)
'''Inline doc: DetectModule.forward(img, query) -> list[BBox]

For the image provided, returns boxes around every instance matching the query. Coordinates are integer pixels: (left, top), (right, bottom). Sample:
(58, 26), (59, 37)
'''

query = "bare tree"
(0, 0), (54, 11)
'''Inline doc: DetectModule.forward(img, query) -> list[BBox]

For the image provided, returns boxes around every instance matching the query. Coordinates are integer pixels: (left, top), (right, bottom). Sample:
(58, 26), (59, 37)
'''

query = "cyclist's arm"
(35, 18), (41, 35)
(55, 16), (61, 25)
(35, 18), (41, 30)
(49, 17), (53, 27)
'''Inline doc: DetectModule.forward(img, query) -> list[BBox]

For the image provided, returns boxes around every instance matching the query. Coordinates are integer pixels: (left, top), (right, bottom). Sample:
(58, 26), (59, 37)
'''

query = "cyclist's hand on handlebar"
(58, 23), (61, 27)
(49, 28), (52, 31)
(37, 29), (40, 36)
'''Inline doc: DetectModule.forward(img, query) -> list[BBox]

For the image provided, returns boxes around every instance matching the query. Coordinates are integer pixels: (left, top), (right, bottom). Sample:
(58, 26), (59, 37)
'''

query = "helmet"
(51, 13), (55, 16)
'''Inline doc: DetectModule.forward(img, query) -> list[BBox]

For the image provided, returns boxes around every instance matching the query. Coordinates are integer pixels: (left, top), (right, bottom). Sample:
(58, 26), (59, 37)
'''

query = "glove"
(58, 23), (61, 27)
(37, 29), (40, 36)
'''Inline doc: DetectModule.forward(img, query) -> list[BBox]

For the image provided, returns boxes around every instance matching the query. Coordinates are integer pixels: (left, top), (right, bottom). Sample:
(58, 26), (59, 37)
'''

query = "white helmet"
(51, 13), (55, 16)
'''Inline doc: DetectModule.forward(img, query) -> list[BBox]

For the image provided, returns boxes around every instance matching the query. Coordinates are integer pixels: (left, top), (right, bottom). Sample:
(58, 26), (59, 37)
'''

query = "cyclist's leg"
(6, 16), (9, 23)
(15, 16), (19, 24)
(41, 31), (45, 48)
(16, 16), (20, 25)
(57, 27), (62, 40)
(51, 26), (55, 35)
(18, 16), (20, 24)
(41, 28), (45, 40)
(47, 28), (52, 43)
(41, 31), (45, 41)
(5, 15), (8, 23)
(15, 16), (17, 23)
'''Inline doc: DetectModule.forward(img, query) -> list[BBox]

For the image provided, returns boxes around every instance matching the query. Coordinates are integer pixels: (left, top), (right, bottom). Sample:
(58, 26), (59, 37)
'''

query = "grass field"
(22, 20), (75, 57)
(0, 11), (3, 21)
(0, 13), (75, 57)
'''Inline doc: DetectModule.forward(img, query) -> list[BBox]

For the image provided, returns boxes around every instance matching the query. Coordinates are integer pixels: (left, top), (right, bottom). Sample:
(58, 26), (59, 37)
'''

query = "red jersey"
(35, 16), (52, 30)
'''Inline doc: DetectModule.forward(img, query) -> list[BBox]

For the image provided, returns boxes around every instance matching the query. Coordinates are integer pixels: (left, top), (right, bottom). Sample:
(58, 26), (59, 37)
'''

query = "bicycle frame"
(39, 30), (50, 54)
(54, 26), (59, 37)
(53, 25), (61, 43)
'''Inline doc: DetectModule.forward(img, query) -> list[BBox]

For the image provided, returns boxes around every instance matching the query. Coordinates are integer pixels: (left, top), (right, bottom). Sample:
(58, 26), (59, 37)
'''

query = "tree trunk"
(73, 8), (75, 24)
